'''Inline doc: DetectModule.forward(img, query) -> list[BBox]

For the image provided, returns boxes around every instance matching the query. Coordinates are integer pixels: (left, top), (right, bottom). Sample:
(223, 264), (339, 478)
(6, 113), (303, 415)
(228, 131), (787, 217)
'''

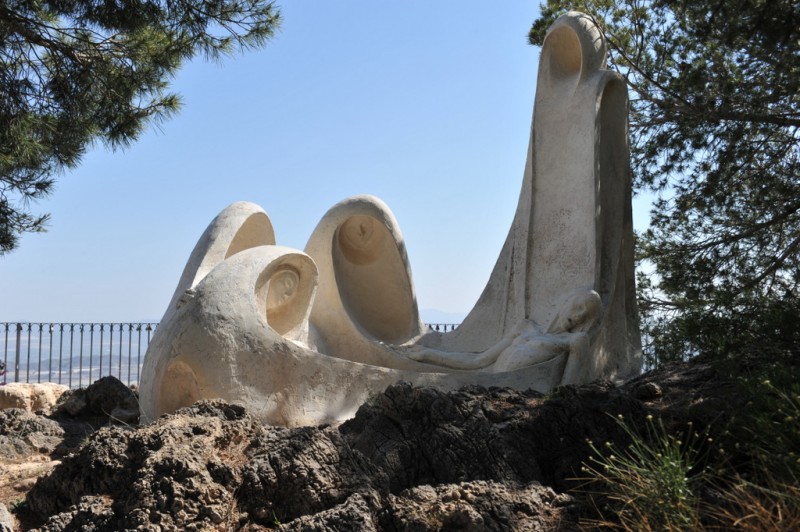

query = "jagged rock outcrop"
(0, 409), (64, 460)
(25, 380), (660, 531)
(342, 382), (647, 492)
(382, 481), (574, 532)
(54, 376), (140, 425)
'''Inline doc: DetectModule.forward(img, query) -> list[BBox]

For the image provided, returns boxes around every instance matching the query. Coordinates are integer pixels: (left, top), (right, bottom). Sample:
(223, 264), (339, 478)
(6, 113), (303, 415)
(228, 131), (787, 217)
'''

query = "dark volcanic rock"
(237, 425), (385, 526)
(342, 381), (648, 491)
(0, 408), (64, 459)
(29, 400), (263, 530)
(9, 353), (747, 530)
(55, 376), (139, 424)
(381, 480), (578, 531)
(25, 377), (676, 531)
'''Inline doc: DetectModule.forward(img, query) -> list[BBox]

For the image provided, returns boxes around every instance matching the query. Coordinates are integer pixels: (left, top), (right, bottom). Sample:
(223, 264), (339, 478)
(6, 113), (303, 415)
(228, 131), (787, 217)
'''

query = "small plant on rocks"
(580, 414), (707, 530)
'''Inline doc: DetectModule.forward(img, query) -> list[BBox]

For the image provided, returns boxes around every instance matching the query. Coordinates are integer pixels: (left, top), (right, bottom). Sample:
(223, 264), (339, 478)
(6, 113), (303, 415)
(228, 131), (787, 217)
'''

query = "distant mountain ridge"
(419, 309), (466, 324)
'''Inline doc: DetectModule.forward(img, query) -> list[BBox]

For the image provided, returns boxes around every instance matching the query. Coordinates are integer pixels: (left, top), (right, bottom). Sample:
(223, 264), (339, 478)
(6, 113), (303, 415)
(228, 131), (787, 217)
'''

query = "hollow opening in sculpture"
(255, 257), (315, 337)
(545, 25), (582, 89)
(333, 214), (415, 344)
(595, 77), (628, 296)
(225, 212), (275, 259)
(160, 361), (199, 414)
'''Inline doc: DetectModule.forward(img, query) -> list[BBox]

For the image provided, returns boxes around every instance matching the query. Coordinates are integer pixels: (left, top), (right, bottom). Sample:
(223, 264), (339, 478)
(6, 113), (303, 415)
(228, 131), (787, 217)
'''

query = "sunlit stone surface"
(140, 12), (642, 427)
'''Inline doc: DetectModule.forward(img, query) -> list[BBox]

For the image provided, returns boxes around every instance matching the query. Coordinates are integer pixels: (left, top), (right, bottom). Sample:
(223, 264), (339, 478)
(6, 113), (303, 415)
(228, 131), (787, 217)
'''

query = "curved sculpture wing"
(305, 194), (428, 369)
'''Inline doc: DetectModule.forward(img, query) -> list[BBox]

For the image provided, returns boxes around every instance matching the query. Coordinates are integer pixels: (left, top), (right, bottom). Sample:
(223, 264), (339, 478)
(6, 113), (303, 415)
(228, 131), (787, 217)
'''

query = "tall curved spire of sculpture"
(419, 12), (641, 382)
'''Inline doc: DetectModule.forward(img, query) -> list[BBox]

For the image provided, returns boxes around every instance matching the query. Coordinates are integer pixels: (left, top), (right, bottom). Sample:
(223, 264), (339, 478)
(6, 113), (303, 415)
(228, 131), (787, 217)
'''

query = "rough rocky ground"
(0, 357), (739, 531)
(0, 377), (140, 531)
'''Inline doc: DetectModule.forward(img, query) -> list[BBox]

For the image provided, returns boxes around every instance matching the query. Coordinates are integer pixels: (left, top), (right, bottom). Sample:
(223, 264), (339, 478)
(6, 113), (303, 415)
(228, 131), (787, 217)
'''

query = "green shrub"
(577, 375), (800, 530)
(580, 414), (707, 530)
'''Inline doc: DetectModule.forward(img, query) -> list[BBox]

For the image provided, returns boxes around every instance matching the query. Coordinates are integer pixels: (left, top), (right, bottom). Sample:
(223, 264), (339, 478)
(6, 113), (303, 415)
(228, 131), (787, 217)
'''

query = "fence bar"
(68, 324), (75, 388)
(58, 324), (64, 385)
(3, 324), (9, 384)
(99, 324), (105, 378)
(127, 324), (133, 384)
(36, 324), (43, 383)
(108, 324), (114, 381)
(136, 325), (142, 383)
(14, 324), (21, 383)
(78, 324), (85, 388)
(118, 324), (123, 382)
(88, 325), (95, 384)
(25, 324), (32, 382)
(48, 324), (54, 382)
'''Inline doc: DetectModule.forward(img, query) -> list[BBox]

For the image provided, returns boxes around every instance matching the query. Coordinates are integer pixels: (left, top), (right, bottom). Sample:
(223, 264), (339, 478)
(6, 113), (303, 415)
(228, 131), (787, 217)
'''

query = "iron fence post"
(37, 324), (43, 383)
(48, 324), (54, 382)
(78, 324), (85, 388)
(14, 323), (21, 383)
(99, 324), (105, 378)
(108, 324), (114, 380)
(58, 324), (64, 385)
(89, 324), (95, 384)
(3, 323), (9, 384)
(68, 324), (75, 388)
(24, 323), (31, 382)
(127, 324), (133, 385)
(118, 324), (123, 381)
(136, 324), (142, 383)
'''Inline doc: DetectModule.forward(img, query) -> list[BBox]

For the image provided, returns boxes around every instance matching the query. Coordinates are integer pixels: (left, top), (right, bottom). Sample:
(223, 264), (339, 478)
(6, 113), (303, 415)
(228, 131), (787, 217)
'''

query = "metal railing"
(426, 323), (459, 333)
(1, 321), (460, 388)
(2, 323), (158, 388)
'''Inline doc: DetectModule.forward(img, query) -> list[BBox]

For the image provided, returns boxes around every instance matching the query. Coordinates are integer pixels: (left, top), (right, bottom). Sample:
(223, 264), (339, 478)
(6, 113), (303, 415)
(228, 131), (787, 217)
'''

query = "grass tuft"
(579, 414), (705, 530)
(576, 368), (800, 530)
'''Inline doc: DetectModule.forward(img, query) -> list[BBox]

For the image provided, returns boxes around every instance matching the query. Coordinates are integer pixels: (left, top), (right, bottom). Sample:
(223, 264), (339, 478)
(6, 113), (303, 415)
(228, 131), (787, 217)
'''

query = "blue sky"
(0, 2), (651, 323)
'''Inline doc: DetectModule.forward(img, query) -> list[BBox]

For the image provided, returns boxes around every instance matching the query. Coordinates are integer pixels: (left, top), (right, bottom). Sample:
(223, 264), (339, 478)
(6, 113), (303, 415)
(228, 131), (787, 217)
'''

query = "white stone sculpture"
(140, 11), (642, 427)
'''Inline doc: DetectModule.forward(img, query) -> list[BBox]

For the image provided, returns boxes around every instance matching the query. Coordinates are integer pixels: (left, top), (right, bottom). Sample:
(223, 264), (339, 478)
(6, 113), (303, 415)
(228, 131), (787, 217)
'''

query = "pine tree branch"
(674, 201), (800, 253)
(742, 232), (800, 292)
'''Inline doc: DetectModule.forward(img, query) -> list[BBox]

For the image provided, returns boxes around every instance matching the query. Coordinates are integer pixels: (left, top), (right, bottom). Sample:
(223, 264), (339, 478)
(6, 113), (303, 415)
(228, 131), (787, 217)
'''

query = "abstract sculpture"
(140, 12), (642, 426)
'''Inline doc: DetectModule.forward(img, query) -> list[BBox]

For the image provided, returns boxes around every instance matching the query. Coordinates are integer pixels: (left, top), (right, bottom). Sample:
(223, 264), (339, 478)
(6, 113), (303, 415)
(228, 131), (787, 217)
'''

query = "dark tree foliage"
(0, 0), (280, 253)
(530, 1), (800, 366)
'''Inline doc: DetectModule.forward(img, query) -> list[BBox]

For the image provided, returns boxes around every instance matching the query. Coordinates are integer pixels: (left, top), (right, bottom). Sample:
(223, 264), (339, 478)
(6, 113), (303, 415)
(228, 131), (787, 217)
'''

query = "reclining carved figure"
(403, 290), (602, 372)
(139, 11), (642, 427)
